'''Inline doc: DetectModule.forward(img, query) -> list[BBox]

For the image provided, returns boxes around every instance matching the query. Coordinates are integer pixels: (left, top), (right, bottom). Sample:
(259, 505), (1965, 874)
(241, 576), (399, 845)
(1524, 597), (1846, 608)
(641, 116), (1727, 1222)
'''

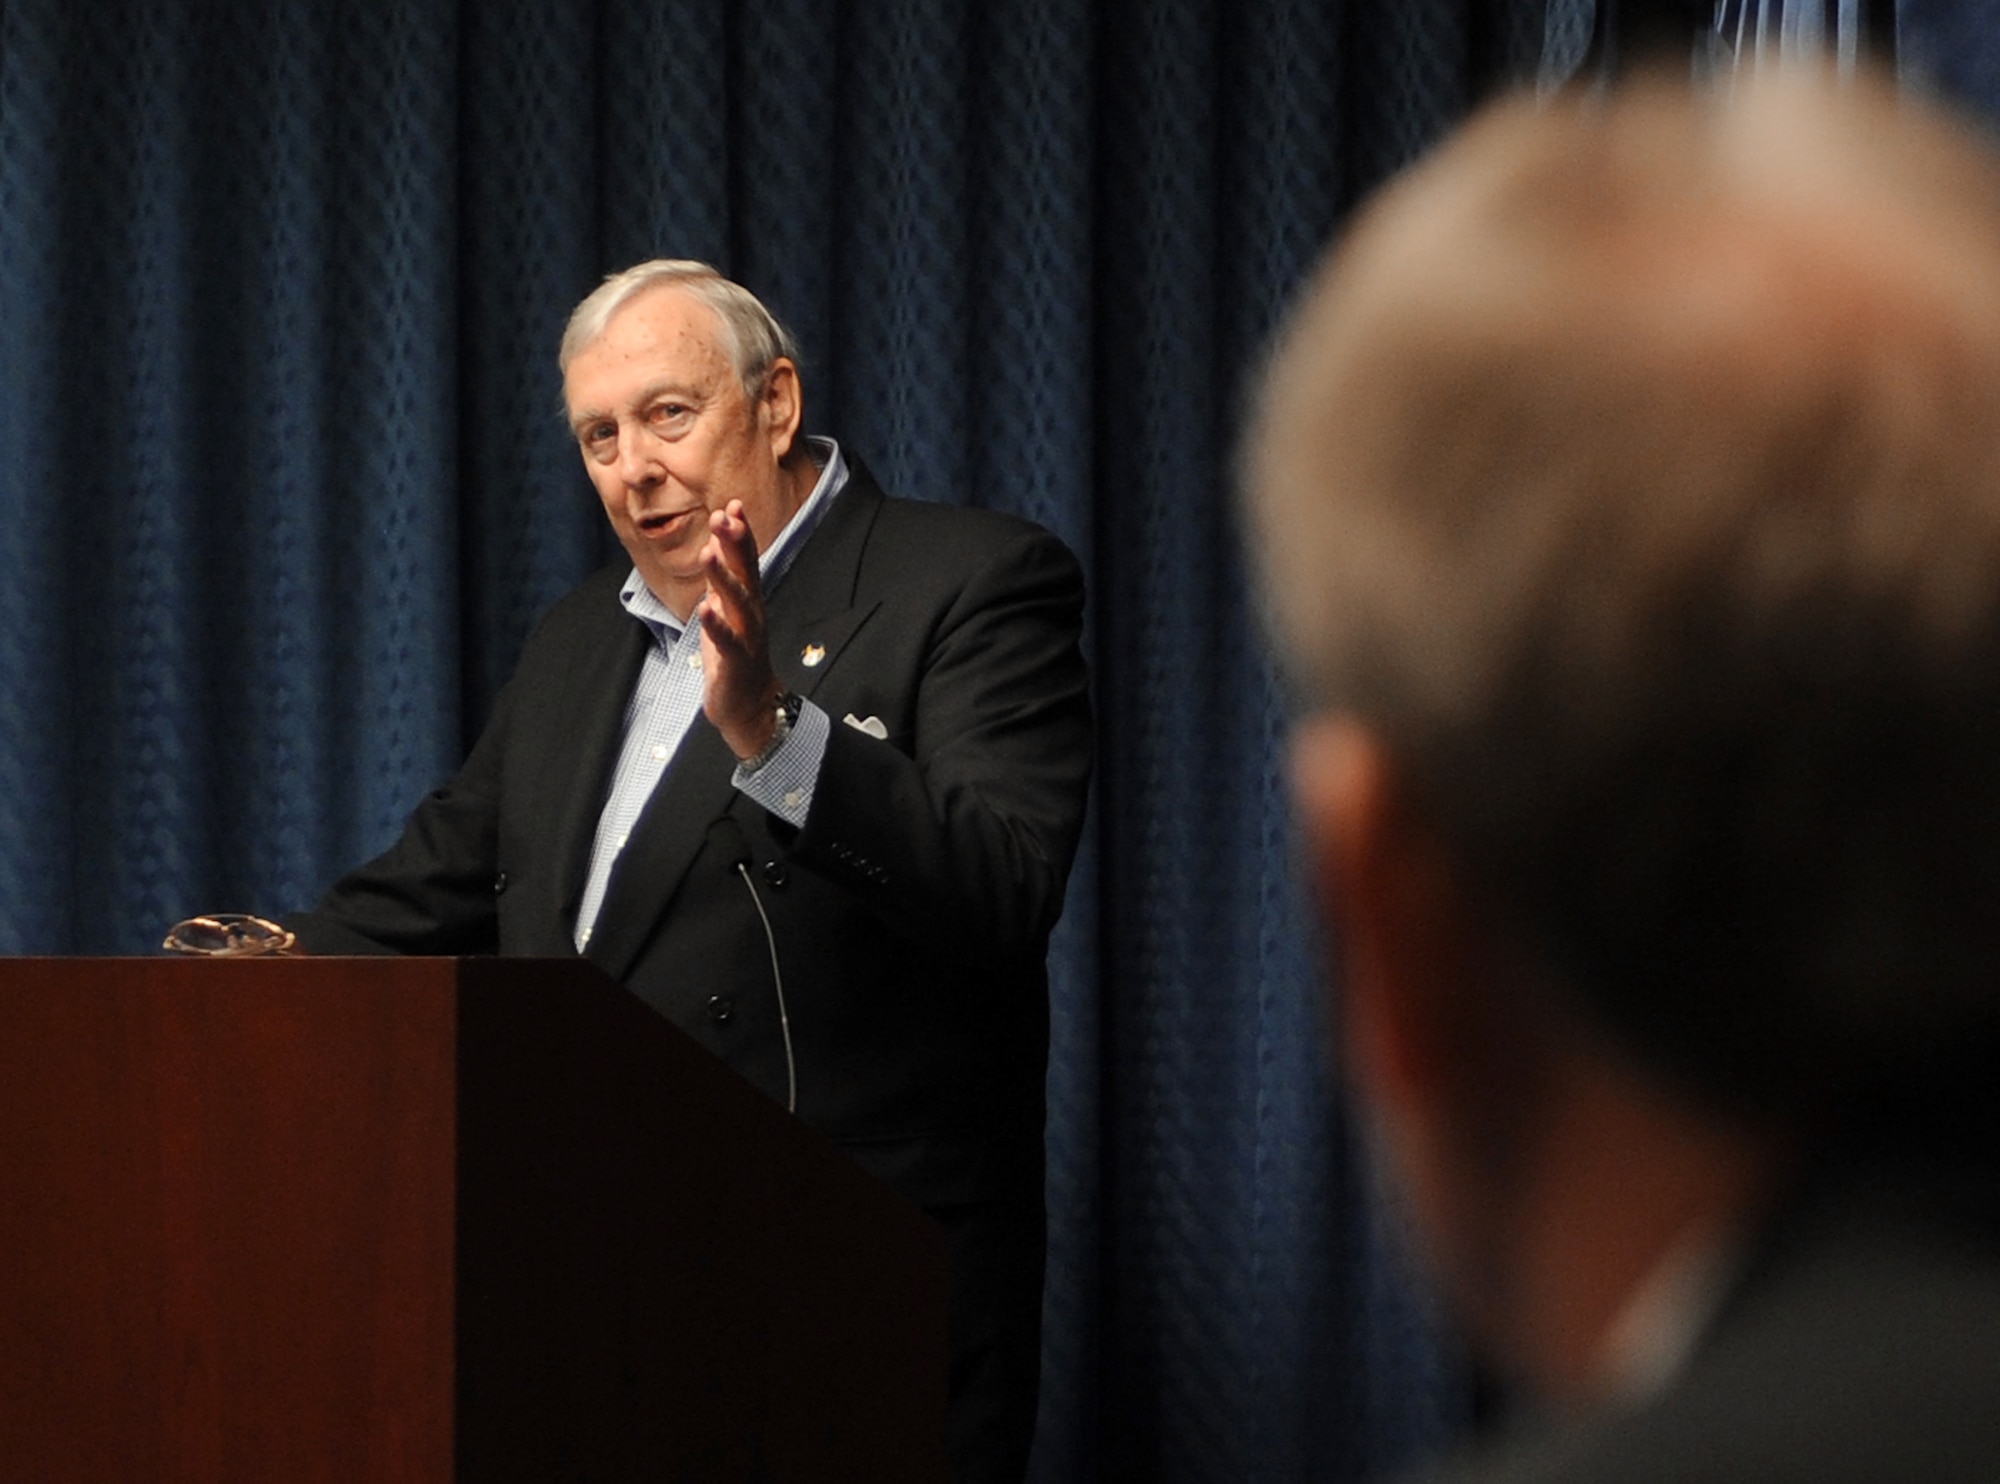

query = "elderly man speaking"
(1245, 69), (2000, 1482)
(286, 261), (1093, 1484)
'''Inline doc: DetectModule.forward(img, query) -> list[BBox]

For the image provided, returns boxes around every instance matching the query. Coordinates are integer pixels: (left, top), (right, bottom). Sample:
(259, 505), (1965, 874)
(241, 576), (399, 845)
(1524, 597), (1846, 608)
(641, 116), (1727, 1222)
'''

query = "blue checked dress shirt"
(572, 438), (846, 948)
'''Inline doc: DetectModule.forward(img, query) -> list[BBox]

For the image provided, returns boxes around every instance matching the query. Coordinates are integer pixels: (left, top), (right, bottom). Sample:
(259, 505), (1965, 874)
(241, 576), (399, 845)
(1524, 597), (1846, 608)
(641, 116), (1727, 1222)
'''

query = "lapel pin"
(802, 644), (827, 667)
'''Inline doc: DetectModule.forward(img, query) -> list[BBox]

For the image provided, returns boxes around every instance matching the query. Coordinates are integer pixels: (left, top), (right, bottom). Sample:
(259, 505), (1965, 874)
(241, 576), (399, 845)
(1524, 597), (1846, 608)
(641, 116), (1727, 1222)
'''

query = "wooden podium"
(0, 957), (948, 1482)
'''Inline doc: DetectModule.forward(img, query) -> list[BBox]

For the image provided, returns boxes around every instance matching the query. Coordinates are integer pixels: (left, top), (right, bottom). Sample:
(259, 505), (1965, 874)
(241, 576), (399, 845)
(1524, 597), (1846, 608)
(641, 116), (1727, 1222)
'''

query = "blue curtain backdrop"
(4, 1), (1991, 1479)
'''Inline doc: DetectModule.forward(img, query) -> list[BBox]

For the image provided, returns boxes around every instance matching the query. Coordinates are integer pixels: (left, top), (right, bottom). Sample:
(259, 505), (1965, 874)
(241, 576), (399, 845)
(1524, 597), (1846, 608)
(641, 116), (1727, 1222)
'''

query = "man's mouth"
(636, 508), (700, 539)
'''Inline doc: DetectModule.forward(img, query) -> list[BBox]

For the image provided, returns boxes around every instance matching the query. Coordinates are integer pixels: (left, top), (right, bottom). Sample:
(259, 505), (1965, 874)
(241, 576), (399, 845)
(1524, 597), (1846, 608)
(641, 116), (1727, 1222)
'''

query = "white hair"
(559, 259), (801, 397)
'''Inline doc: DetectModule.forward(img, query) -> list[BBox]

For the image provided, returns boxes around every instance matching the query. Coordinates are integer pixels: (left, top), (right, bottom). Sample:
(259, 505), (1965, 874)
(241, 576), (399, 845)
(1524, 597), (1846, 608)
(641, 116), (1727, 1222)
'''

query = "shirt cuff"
(733, 698), (830, 825)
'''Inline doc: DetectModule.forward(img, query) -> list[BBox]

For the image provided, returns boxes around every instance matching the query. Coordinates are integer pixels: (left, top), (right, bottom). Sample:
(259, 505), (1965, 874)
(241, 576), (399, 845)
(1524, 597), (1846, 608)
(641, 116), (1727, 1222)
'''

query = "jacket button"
(706, 994), (734, 1025)
(762, 859), (789, 888)
(493, 871), (508, 894)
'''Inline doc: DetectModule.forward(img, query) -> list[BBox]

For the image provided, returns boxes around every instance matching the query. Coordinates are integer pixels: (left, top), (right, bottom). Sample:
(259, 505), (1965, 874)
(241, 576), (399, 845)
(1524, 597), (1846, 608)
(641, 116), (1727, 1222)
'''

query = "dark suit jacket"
(1413, 1142), (2000, 1483)
(288, 461), (1093, 1214)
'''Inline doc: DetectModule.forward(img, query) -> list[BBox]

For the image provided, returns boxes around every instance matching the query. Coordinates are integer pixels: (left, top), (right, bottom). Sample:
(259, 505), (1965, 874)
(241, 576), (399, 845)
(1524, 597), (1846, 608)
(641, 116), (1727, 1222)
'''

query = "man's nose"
(616, 430), (661, 488)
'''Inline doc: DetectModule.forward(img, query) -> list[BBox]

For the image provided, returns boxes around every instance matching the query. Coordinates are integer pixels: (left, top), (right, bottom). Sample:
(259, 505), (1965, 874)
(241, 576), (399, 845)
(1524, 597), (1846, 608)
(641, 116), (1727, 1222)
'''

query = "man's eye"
(582, 424), (617, 460)
(647, 403), (688, 427)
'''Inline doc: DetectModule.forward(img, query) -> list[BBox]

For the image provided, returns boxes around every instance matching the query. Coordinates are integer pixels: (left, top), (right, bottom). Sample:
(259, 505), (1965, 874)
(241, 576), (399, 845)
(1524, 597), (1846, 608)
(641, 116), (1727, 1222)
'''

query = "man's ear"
(1289, 716), (1467, 1114)
(760, 358), (804, 460)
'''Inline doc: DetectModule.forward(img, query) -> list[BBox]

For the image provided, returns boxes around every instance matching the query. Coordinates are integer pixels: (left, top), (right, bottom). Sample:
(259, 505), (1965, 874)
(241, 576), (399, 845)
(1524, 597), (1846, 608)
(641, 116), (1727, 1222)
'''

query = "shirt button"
(652, 744), (669, 761)
(706, 994), (734, 1025)
(687, 653), (703, 670)
(784, 789), (805, 809)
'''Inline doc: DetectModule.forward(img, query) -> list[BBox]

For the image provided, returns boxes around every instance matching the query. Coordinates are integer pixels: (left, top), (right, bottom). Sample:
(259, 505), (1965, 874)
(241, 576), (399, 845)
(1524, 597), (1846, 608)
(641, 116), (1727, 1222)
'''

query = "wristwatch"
(740, 689), (803, 773)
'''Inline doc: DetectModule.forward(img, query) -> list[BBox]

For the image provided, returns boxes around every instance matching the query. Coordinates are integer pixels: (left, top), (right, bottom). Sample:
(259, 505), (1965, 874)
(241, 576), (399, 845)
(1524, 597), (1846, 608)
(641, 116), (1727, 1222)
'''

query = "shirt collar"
(618, 436), (850, 646)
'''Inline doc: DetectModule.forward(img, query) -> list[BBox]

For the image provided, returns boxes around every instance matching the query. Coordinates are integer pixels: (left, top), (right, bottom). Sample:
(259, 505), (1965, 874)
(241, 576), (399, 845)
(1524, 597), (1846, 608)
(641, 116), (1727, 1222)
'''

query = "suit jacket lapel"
(581, 462), (889, 984)
(764, 462), (887, 708)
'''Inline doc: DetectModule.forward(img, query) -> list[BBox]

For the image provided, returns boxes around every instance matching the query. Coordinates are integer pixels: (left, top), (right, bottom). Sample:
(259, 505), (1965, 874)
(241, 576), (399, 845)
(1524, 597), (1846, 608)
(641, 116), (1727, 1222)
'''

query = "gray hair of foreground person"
(1244, 68), (2000, 1137)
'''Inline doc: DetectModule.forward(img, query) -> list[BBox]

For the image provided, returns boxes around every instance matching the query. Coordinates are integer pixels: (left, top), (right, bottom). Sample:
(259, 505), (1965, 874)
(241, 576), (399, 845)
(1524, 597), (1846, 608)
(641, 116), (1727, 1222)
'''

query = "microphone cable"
(733, 861), (797, 1115)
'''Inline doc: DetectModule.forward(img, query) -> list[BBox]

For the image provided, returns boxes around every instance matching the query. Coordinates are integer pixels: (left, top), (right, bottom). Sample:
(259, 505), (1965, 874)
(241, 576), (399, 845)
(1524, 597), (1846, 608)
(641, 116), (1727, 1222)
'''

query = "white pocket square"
(843, 713), (889, 740)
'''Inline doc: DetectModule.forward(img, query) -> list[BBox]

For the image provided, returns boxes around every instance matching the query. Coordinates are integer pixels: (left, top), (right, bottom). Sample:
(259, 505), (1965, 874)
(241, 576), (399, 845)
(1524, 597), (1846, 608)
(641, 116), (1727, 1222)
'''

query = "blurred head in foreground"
(1245, 66), (2000, 1424)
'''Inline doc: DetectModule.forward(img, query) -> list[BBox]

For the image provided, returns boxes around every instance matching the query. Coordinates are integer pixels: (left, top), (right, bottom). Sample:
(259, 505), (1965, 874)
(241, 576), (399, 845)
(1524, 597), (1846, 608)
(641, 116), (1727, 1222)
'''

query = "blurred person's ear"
(1289, 716), (1527, 1303)
(1290, 716), (1471, 1117)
